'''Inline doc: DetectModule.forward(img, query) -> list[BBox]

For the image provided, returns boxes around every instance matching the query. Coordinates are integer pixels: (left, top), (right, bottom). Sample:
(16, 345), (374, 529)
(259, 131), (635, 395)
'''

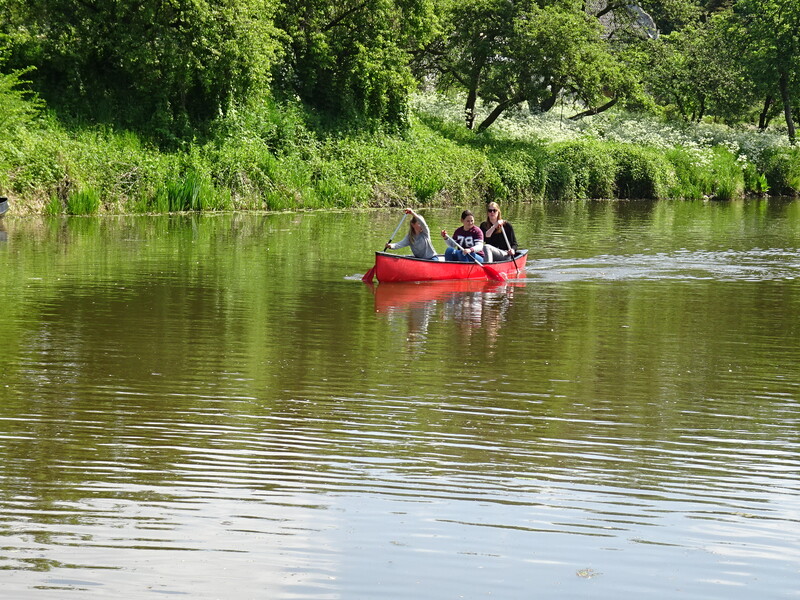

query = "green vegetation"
(2, 92), (798, 214)
(1, 0), (799, 214)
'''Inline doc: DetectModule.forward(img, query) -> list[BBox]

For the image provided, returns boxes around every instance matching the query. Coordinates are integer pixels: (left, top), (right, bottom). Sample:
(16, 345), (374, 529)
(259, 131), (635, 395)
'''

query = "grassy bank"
(2, 94), (799, 216)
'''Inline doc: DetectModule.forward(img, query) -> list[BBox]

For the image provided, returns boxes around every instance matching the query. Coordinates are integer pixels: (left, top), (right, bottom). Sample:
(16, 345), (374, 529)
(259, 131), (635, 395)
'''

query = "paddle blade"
(483, 265), (507, 282)
(361, 265), (376, 283)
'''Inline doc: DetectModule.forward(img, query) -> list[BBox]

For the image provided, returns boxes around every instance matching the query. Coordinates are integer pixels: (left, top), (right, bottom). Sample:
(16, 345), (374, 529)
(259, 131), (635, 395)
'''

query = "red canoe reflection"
(372, 279), (524, 312)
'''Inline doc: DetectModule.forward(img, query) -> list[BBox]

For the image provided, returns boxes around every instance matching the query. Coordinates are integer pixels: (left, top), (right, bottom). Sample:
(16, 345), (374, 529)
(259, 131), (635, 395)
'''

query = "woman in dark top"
(480, 201), (518, 262)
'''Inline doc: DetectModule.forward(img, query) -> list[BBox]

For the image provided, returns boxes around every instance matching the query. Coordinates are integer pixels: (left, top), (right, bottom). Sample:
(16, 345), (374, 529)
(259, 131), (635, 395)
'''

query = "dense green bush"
(547, 141), (616, 200)
(760, 148), (800, 196)
(611, 145), (675, 199)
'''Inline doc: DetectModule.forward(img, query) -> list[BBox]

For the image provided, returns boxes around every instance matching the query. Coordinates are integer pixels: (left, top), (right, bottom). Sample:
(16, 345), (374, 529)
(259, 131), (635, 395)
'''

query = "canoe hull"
(373, 250), (527, 283)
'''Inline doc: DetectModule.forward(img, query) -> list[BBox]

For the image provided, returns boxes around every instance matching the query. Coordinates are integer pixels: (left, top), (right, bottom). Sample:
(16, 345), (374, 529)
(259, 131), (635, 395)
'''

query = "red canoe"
(368, 250), (528, 283)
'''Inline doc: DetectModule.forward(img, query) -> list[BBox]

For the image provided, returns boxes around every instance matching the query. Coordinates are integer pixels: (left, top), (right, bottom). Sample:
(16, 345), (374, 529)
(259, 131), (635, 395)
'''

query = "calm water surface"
(1, 200), (799, 599)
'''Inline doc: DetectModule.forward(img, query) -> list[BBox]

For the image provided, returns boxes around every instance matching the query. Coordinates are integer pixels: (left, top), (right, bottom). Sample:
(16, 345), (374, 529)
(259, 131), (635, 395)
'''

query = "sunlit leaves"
(731, 0), (800, 142)
(0, 66), (43, 134)
(428, 0), (631, 131)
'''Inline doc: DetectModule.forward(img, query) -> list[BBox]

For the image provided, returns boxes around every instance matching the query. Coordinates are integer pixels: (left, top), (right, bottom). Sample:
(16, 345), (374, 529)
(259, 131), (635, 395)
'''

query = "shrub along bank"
(2, 98), (799, 216)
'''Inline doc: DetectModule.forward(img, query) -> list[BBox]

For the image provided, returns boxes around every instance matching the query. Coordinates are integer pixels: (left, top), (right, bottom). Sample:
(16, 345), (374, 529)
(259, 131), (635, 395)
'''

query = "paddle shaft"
(386, 213), (407, 247)
(445, 235), (505, 282)
(500, 224), (519, 274)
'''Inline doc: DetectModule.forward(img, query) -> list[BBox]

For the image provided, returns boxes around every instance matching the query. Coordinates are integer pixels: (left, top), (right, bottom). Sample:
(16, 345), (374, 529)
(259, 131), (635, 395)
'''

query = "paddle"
(445, 235), (506, 282)
(362, 213), (407, 282)
(500, 223), (519, 275)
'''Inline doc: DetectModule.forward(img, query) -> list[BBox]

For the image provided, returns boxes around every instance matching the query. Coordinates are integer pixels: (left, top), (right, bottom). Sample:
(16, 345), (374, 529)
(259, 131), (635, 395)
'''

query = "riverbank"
(2, 94), (799, 216)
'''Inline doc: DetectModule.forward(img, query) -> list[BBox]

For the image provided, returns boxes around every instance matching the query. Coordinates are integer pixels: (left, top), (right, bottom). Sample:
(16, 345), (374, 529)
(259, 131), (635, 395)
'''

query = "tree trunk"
(465, 89), (477, 130)
(674, 94), (687, 120)
(779, 71), (796, 145)
(539, 87), (560, 112)
(759, 95), (773, 130)
(695, 96), (705, 123)
(476, 97), (520, 132)
(464, 66), (482, 130)
(569, 97), (618, 120)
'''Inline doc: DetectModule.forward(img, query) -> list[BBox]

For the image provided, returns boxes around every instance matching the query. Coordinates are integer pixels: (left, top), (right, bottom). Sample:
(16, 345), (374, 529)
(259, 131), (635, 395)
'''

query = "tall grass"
(3, 92), (800, 215)
(66, 187), (101, 214)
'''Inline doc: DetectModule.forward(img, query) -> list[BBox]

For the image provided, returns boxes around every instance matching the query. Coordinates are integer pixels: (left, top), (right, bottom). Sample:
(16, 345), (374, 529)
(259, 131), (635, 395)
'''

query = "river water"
(1, 200), (798, 599)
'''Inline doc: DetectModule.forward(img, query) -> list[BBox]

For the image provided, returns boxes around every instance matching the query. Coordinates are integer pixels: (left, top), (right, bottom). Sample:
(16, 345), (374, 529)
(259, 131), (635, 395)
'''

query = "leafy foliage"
(274, 0), (439, 129)
(0, 65), (43, 134)
(729, 0), (800, 142)
(3, 0), (800, 212)
(760, 148), (800, 196)
(1, 0), (283, 142)
(430, 0), (632, 131)
(642, 16), (754, 123)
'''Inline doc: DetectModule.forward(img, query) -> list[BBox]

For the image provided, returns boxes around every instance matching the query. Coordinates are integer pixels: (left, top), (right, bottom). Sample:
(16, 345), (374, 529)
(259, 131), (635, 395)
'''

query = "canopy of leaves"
(428, 0), (634, 130)
(274, 0), (440, 130)
(0, 0), (283, 142)
(730, 0), (800, 141)
(641, 15), (754, 123)
(0, 0), (797, 143)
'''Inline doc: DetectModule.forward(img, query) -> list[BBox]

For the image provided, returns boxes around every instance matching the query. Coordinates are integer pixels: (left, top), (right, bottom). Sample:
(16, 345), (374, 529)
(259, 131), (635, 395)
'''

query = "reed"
(66, 187), (101, 214)
(141, 171), (231, 213)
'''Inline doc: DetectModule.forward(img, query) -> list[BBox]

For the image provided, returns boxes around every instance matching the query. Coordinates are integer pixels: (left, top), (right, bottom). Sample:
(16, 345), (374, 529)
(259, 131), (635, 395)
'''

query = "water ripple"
(530, 248), (800, 282)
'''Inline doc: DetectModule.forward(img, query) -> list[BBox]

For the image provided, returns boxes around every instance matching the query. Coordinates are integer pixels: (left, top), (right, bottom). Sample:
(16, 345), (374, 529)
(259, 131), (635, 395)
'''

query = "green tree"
(642, 15), (753, 123)
(430, 0), (631, 131)
(0, 0), (282, 141)
(0, 65), (43, 134)
(731, 0), (800, 143)
(274, 0), (439, 129)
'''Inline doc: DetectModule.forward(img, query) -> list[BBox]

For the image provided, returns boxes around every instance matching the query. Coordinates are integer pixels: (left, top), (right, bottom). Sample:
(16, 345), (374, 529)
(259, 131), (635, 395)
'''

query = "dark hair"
(461, 210), (473, 220)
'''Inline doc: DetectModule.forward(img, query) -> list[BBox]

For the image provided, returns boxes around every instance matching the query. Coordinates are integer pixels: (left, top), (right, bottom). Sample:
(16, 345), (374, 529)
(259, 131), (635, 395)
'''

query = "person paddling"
(385, 208), (439, 260)
(480, 201), (518, 262)
(441, 210), (485, 263)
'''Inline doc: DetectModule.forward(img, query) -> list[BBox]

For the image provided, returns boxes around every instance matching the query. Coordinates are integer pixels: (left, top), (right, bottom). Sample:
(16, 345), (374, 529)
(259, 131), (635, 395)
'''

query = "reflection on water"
(371, 280), (524, 354)
(1, 201), (800, 599)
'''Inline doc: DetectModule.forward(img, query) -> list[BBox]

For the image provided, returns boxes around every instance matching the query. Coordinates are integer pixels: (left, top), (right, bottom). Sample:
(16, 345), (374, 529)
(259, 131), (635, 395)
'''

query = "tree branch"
(569, 97), (618, 120)
(323, 0), (371, 33)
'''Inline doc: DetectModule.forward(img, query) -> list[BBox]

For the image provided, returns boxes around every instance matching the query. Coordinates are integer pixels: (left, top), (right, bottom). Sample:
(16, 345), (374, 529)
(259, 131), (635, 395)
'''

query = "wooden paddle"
(500, 223), (519, 275)
(362, 213), (407, 282)
(445, 235), (506, 282)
